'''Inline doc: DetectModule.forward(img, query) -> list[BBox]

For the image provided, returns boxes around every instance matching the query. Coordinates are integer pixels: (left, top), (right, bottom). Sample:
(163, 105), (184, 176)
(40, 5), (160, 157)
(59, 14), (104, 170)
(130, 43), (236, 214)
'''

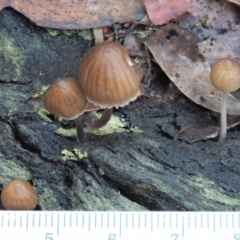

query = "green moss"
(191, 176), (240, 206)
(47, 28), (93, 41)
(55, 127), (76, 137)
(73, 148), (88, 159)
(38, 108), (52, 123)
(61, 148), (88, 161)
(0, 29), (25, 76)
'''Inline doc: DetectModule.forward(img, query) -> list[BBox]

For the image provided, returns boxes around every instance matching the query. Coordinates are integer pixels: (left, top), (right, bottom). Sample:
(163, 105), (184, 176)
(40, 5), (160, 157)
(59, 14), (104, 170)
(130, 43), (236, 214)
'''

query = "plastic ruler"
(0, 211), (240, 240)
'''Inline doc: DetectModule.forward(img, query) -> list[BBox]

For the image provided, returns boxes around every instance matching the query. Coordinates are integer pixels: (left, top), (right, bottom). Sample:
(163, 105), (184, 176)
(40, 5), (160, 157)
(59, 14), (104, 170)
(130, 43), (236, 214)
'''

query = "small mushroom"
(43, 77), (87, 142)
(210, 58), (240, 142)
(1, 179), (38, 210)
(78, 41), (140, 128)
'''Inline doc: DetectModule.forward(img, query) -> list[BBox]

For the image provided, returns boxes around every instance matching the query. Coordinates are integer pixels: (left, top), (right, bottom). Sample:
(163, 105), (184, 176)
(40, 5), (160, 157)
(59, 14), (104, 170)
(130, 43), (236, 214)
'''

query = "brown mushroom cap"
(1, 179), (38, 210)
(210, 58), (240, 92)
(78, 41), (140, 108)
(43, 77), (87, 119)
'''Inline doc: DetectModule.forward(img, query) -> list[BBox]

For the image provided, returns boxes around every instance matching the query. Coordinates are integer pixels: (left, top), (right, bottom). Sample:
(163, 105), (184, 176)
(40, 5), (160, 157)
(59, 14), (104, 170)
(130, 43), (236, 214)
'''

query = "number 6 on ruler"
(108, 233), (116, 240)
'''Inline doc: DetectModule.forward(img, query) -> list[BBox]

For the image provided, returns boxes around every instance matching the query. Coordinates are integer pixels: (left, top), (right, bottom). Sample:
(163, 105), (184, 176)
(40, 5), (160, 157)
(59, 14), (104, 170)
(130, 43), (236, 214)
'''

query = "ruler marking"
(207, 213), (209, 228)
(88, 212), (91, 231)
(8, 212), (10, 227)
(213, 213), (215, 232)
(151, 213), (153, 232)
(14, 213), (16, 228)
(182, 216), (184, 237)
(33, 212), (35, 228)
(64, 213), (66, 228)
(164, 213), (165, 228)
(220, 213), (222, 228)
(26, 213), (29, 231)
(195, 213), (197, 228)
(188, 213), (190, 228)
(170, 213), (172, 228)
(20, 214), (22, 228)
(57, 213), (60, 237)
(107, 213), (109, 228)
(45, 212), (47, 228)
(1, 213), (3, 227)
(95, 212), (97, 228)
(157, 212), (159, 228)
(139, 213), (141, 228)
(51, 212), (53, 228)
(70, 213), (72, 228)
(232, 213), (234, 228)
(126, 213), (128, 228)
(238, 214), (240, 228)
(145, 213), (147, 228)
(38, 213), (41, 228)
(119, 213), (122, 237)
(176, 213), (178, 228)
(76, 212), (78, 227)
(132, 212), (134, 228)
(114, 213), (116, 228)
(226, 213), (228, 228)
(82, 212), (84, 228)
(201, 213), (203, 228)
(101, 212), (103, 228)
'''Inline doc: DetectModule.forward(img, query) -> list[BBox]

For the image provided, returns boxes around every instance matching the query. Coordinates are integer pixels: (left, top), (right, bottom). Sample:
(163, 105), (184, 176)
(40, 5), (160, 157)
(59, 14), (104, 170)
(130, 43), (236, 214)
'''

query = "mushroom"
(43, 77), (87, 142)
(210, 58), (240, 142)
(78, 41), (140, 128)
(1, 179), (38, 210)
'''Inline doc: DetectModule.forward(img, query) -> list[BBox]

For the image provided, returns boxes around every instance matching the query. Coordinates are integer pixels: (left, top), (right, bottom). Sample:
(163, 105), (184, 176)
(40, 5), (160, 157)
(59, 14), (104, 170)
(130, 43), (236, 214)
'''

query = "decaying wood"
(0, 9), (240, 211)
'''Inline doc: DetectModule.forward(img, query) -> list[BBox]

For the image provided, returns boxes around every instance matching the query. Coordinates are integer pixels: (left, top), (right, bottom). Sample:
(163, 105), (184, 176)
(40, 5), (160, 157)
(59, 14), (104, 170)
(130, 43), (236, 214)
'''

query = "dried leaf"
(0, 0), (145, 29)
(143, 0), (191, 25)
(198, 30), (240, 67)
(186, 0), (240, 30)
(174, 125), (219, 143)
(144, 23), (240, 115)
(174, 115), (240, 143)
(228, 0), (240, 5)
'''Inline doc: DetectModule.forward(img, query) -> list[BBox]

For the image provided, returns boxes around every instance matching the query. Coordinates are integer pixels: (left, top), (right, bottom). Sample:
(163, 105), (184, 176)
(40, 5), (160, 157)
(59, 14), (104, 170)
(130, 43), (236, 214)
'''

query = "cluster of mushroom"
(210, 57), (240, 142)
(43, 41), (140, 142)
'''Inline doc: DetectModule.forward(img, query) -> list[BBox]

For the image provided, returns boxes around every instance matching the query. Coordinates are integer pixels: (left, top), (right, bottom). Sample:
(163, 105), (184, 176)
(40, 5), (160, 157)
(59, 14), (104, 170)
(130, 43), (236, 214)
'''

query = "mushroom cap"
(210, 58), (240, 92)
(78, 41), (140, 109)
(1, 179), (38, 210)
(43, 77), (87, 119)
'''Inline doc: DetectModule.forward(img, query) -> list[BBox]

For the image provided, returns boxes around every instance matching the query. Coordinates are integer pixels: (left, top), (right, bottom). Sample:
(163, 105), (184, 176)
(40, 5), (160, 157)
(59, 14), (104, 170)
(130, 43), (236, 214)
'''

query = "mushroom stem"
(74, 116), (85, 142)
(86, 108), (113, 128)
(219, 91), (227, 142)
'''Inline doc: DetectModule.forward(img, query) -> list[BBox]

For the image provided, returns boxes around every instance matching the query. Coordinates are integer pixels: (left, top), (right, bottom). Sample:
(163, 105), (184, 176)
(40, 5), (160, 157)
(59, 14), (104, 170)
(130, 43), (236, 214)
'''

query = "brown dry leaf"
(0, 0), (145, 29)
(198, 30), (240, 67)
(143, 0), (191, 25)
(174, 125), (219, 143)
(228, 0), (240, 5)
(143, 23), (240, 115)
(174, 115), (240, 143)
(186, 0), (240, 30)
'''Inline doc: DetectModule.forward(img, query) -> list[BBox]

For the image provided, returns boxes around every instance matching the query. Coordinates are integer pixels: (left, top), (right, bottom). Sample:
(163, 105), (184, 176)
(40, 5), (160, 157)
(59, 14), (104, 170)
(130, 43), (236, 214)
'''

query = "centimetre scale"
(0, 211), (240, 240)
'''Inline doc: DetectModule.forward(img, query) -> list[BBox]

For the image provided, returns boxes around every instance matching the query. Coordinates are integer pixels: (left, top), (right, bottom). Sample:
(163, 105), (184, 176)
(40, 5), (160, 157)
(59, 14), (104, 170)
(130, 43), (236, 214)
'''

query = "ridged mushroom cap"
(43, 77), (87, 119)
(78, 41), (140, 108)
(210, 58), (240, 92)
(1, 179), (38, 210)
